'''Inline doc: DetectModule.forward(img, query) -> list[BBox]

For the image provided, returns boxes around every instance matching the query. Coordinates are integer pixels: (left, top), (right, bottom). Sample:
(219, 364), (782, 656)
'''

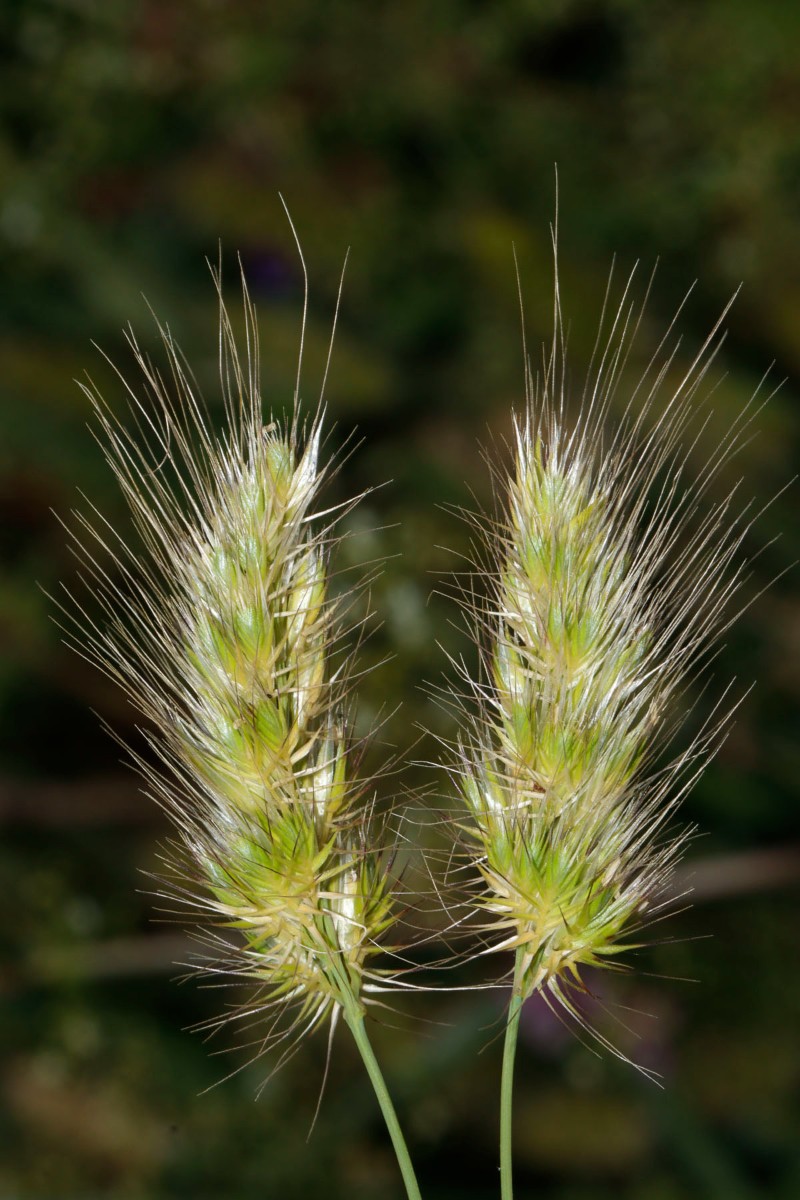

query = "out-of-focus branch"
(3, 847), (798, 994)
(670, 846), (800, 902)
(0, 774), (160, 826)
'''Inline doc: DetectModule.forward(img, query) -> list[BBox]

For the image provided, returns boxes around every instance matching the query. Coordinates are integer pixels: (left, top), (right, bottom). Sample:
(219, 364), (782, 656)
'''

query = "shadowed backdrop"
(1, 3), (798, 1198)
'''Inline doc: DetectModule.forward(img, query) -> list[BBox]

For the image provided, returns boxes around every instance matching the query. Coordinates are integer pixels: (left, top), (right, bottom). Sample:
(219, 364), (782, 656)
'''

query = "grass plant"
(57, 223), (768, 1200)
(444, 233), (767, 1197)
(56, 257), (421, 1199)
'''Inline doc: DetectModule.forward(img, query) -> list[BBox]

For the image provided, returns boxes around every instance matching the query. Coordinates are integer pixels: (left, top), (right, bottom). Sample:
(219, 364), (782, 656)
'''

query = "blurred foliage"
(1, 1), (798, 1197)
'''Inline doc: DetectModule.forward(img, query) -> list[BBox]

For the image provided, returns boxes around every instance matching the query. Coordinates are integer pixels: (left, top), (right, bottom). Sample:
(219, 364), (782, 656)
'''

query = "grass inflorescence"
(56, 246), (426, 1196)
(437, 242), (770, 1060)
(56, 214), (774, 1200)
(437, 235), (772, 1197)
(57, 266), (404, 1075)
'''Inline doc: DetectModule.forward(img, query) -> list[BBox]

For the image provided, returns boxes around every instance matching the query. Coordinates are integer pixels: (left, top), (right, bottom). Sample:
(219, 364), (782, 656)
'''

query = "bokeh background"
(1, 2), (799, 1197)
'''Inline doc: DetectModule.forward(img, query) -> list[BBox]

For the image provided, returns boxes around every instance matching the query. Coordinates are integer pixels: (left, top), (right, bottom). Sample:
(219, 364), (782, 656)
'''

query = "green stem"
(343, 1001), (422, 1200)
(500, 947), (526, 1200)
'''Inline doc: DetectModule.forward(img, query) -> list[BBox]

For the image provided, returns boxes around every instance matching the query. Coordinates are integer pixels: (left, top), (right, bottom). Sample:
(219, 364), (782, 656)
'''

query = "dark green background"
(1, 2), (798, 1197)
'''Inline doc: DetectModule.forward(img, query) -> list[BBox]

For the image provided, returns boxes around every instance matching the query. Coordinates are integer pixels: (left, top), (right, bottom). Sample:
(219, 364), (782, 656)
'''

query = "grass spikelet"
(448, 243), (768, 1055)
(56, 265), (400, 1072)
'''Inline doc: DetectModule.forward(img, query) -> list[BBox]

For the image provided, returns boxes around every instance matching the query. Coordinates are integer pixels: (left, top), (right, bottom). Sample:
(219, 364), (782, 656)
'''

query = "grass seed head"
(449, 251), (764, 1035)
(58, 265), (399, 1070)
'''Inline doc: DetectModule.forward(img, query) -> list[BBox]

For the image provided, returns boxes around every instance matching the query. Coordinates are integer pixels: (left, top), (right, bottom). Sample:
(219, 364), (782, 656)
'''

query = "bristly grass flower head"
(56, 258), (401, 1080)
(441, 221), (775, 1200)
(445, 233), (771, 1067)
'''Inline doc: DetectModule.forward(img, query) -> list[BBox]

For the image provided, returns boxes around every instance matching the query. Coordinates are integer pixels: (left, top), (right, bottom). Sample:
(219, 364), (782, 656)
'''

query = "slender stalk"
(500, 947), (526, 1200)
(342, 1000), (422, 1200)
